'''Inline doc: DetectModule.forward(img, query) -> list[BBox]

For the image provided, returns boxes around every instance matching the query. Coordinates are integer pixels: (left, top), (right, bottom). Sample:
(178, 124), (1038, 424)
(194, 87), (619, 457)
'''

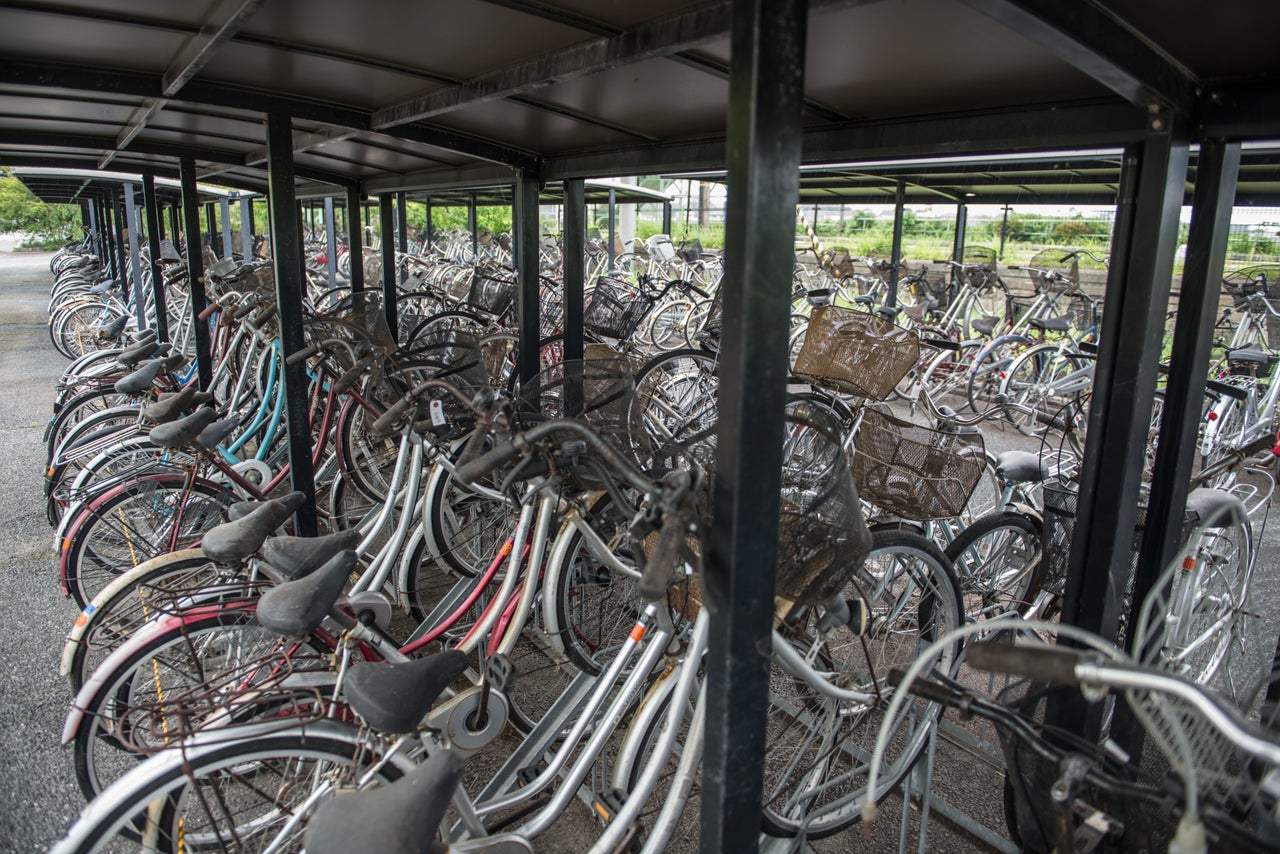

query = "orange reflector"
(628, 624), (646, 643)
(1182, 556), (1196, 571)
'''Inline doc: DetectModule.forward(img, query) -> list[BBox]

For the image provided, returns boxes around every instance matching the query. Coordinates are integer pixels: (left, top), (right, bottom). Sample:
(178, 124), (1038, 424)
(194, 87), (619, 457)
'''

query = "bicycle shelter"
(4, 0), (1280, 848)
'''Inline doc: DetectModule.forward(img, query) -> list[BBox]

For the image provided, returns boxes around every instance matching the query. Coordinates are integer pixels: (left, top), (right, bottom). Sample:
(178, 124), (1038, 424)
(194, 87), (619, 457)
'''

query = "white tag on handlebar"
(429, 399), (446, 427)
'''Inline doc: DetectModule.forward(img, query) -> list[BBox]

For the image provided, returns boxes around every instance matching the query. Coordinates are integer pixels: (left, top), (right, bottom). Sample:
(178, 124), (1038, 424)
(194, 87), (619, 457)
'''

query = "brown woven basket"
(792, 306), (920, 400)
(852, 408), (986, 521)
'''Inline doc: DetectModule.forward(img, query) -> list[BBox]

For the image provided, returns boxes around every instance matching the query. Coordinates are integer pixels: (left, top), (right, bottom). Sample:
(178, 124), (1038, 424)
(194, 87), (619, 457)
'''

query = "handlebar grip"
(370, 394), (415, 436)
(457, 423), (492, 467)
(285, 343), (320, 366)
(966, 641), (1082, 685)
(921, 337), (960, 352)
(233, 299), (259, 321)
(1205, 379), (1248, 401)
(332, 361), (367, 395)
(638, 511), (685, 604)
(888, 668), (964, 706)
(1007, 265), (1022, 270)
(456, 436), (522, 486)
(198, 301), (220, 321)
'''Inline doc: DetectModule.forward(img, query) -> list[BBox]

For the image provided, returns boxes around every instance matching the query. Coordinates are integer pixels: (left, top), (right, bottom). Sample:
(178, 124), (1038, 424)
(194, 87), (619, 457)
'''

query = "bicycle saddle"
(255, 549), (355, 636)
(115, 339), (161, 368)
(128, 329), (158, 344)
(260, 528), (362, 583)
(342, 651), (468, 735)
(147, 406), (218, 449)
(195, 416), (238, 452)
(970, 316), (998, 337)
(87, 279), (115, 296)
(1227, 344), (1272, 365)
(303, 747), (464, 854)
(99, 314), (129, 339)
(158, 239), (181, 263)
(114, 359), (167, 395)
(995, 450), (1047, 483)
(1185, 488), (1247, 527)
(202, 491), (306, 562)
(142, 386), (212, 424)
(854, 294), (875, 305)
(1029, 315), (1071, 333)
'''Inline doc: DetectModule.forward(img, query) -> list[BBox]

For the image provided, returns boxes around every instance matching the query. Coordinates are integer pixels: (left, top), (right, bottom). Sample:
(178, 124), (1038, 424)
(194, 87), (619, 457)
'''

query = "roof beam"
(373, 1), (735, 128)
(958, 0), (1199, 113)
(243, 127), (359, 166)
(106, 0), (267, 168)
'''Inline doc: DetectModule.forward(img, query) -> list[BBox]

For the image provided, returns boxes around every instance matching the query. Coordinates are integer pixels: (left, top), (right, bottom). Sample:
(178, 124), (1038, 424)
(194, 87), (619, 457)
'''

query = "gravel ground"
(3, 246), (1278, 853)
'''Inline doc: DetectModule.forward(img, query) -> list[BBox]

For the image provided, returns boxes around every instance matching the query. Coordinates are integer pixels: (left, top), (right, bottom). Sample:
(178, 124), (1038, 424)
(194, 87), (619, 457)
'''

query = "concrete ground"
(2, 246), (1277, 852)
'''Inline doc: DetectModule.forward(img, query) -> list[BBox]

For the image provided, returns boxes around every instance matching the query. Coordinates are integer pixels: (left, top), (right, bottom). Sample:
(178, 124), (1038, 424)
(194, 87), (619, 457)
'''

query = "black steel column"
(563, 178), (586, 363)
(887, 179), (906, 307)
(141, 174), (170, 343)
(424, 198), (433, 246)
(112, 195), (129, 301)
(662, 200), (672, 235)
(396, 192), (408, 285)
(514, 171), (542, 383)
(265, 113), (318, 537)
(346, 187), (364, 294)
(952, 200), (968, 262)
(205, 202), (216, 257)
(220, 198), (232, 258)
(123, 183), (146, 328)
(607, 187), (617, 267)
(701, 0), (807, 847)
(101, 198), (117, 280)
(85, 200), (97, 246)
(240, 197), (253, 261)
(179, 157), (213, 388)
(168, 204), (180, 249)
(468, 193), (478, 260)
(1060, 123), (1189, 649)
(379, 194), (398, 341)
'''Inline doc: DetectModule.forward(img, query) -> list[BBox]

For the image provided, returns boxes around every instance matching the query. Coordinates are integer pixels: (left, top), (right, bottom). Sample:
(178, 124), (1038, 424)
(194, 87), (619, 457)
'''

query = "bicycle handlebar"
(967, 640), (1084, 684)
(370, 378), (478, 437)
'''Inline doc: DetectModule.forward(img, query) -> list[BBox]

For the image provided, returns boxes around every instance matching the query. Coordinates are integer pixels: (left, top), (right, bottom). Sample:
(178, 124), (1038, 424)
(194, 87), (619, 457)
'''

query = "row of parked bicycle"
(39, 228), (1280, 852)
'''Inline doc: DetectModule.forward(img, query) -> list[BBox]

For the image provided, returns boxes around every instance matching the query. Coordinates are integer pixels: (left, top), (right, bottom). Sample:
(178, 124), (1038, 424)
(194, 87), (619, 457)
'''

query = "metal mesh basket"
(791, 306), (920, 400)
(961, 246), (998, 272)
(1026, 248), (1081, 295)
(583, 275), (657, 340)
(515, 353), (654, 482)
(1222, 264), (1280, 299)
(776, 399), (872, 605)
(851, 407), (987, 521)
(822, 248), (858, 280)
(466, 268), (516, 315)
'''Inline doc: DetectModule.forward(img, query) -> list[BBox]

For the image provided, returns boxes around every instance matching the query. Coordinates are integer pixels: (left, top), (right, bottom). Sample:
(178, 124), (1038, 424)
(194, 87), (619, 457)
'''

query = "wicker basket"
(792, 306), (920, 400)
(851, 408), (987, 521)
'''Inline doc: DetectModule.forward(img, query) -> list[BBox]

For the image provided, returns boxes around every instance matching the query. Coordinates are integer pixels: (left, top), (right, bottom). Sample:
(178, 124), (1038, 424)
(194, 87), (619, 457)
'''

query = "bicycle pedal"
(516, 762), (546, 787)
(591, 787), (627, 824)
(484, 653), (517, 692)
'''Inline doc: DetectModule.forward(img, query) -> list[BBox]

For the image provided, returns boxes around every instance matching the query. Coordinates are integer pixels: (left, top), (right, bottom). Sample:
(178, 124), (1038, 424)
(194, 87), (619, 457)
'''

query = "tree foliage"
(0, 168), (82, 246)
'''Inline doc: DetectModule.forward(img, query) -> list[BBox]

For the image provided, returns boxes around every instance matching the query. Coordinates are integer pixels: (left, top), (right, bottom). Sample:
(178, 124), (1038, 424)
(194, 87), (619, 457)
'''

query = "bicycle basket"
(677, 238), (704, 264)
(791, 306), (920, 400)
(1222, 264), (1280, 299)
(515, 353), (654, 482)
(961, 246), (998, 273)
(851, 407), (987, 521)
(648, 234), (677, 264)
(824, 248), (857, 280)
(465, 268), (516, 315)
(583, 276), (657, 340)
(776, 399), (872, 605)
(1026, 249), (1080, 295)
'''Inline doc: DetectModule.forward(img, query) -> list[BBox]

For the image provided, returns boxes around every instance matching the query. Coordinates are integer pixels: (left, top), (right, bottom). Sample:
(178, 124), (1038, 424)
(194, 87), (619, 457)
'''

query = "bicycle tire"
(633, 348), (719, 467)
(965, 334), (1033, 413)
(759, 527), (964, 839)
(999, 343), (1088, 436)
(62, 475), (236, 608)
(943, 510), (1044, 622)
(57, 722), (402, 854)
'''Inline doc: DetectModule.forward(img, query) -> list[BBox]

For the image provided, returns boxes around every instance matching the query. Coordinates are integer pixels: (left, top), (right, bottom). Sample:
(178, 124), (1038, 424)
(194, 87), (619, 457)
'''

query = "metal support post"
(468, 192), (478, 260)
(265, 112), (318, 537)
(101, 198), (117, 281)
(998, 204), (1011, 258)
(662, 200), (672, 235)
(700, 0), (807, 847)
(887, 179), (906, 307)
(379, 194), (398, 341)
(514, 171), (542, 384)
(141, 174), (170, 342)
(168, 204), (180, 250)
(240, 197), (253, 260)
(85, 200), (96, 246)
(179, 157), (213, 389)
(396, 192), (408, 285)
(113, 195), (129, 300)
(607, 187), (617, 266)
(563, 178), (586, 363)
(424, 198), (433, 247)
(952, 200), (968, 262)
(346, 187), (364, 294)
(219, 197), (232, 259)
(205, 202), (216, 257)
(123, 182), (145, 328)
(323, 196), (338, 288)
(1059, 123), (1189, 654)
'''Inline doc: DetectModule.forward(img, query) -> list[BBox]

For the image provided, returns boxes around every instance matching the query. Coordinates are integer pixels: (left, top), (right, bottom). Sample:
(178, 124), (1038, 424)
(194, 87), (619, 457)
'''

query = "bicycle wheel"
(63, 549), (247, 693)
(633, 348), (719, 467)
(965, 334), (1033, 413)
(944, 510), (1043, 622)
(419, 450), (517, 580)
(72, 606), (333, 806)
(63, 475), (236, 608)
(999, 343), (1087, 436)
(644, 298), (695, 350)
(58, 722), (402, 854)
(917, 340), (980, 405)
(760, 528), (964, 838)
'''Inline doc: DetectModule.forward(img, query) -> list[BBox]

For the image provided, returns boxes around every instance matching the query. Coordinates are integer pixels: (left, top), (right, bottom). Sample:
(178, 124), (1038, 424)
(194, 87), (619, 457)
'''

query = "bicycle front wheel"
(760, 528), (964, 838)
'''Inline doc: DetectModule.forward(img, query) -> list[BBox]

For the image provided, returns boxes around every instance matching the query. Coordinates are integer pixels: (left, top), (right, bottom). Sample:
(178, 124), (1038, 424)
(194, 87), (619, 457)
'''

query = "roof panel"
(428, 99), (633, 154)
(0, 7), (190, 71)
(519, 0), (713, 29)
(0, 94), (137, 124)
(29, 0), (216, 29)
(1103, 0), (1280, 80)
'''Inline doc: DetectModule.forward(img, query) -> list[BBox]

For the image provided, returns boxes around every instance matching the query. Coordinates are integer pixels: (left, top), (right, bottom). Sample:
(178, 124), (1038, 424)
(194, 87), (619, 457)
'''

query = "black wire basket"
(775, 399), (873, 605)
(465, 268), (516, 315)
(583, 276), (657, 340)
